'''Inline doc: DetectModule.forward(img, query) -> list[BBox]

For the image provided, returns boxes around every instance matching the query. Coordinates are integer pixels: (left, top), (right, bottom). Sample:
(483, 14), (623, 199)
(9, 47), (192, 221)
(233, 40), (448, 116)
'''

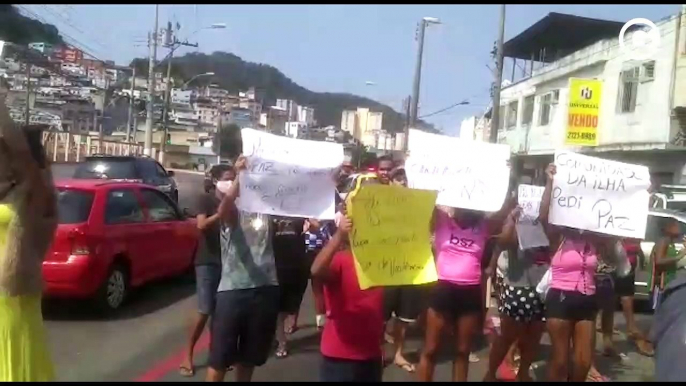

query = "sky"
(19, 4), (681, 135)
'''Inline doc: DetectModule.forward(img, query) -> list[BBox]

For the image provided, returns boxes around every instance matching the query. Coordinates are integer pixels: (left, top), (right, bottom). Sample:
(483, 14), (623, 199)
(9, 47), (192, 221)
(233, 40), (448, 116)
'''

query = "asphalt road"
(43, 164), (657, 382)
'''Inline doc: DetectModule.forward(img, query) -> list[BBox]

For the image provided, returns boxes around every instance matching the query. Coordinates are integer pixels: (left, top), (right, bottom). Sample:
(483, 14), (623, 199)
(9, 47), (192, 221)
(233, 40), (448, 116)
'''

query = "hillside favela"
(2, 3), (686, 383)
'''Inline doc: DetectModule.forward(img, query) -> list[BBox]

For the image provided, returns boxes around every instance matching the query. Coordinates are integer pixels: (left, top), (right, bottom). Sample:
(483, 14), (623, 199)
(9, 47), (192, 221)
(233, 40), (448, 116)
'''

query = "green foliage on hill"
(0, 5), (64, 46)
(131, 51), (436, 134)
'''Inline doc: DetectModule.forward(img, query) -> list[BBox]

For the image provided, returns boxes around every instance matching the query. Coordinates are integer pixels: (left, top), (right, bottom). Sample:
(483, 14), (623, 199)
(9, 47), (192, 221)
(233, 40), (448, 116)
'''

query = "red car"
(43, 179), (199, 312)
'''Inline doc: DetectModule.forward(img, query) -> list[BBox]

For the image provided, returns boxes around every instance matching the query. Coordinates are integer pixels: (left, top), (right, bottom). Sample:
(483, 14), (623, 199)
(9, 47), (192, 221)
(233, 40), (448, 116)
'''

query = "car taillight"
(68, 229), (91, 256)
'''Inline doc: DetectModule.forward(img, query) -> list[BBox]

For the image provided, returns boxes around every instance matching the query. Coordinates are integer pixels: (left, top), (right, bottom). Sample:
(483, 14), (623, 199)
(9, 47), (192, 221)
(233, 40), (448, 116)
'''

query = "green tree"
(213, 123), (242, 160)
(350, 144), (377, 170)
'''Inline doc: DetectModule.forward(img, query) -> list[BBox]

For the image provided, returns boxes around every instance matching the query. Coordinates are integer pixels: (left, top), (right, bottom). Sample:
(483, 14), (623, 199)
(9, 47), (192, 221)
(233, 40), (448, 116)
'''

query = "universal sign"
(565, 78), (603, 147)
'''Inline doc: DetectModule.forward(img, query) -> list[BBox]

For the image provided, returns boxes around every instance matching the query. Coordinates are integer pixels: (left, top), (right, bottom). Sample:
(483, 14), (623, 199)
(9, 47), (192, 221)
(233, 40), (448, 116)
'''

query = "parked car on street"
(634, 209), (686, 300)
(72, 155), (179, 202)
(650, 185), (686, 213)
(43, 180), (199, 312)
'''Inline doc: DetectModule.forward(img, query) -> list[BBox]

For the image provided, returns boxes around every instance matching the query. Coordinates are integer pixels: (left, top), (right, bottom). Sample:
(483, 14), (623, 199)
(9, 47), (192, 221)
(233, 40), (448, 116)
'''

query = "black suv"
(73, 155), (179, 202)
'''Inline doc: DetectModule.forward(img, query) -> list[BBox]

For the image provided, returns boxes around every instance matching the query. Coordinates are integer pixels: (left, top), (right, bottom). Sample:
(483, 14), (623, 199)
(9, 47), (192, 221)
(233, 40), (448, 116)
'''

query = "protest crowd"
(1, 110), (683, 381)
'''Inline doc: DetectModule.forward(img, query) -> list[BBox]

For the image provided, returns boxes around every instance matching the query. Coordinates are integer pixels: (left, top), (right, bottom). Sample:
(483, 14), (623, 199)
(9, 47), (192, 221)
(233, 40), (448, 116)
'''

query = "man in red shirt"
(310, 212), (385, 382)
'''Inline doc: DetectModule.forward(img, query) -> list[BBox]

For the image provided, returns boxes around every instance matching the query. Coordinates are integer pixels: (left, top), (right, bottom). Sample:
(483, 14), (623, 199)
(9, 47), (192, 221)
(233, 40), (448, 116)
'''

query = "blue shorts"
(196, 264), (222, 315)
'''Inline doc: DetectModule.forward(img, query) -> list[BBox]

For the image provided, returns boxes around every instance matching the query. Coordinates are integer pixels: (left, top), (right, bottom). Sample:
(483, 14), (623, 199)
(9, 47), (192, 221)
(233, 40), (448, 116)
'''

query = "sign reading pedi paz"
(549, 151), (650, 239)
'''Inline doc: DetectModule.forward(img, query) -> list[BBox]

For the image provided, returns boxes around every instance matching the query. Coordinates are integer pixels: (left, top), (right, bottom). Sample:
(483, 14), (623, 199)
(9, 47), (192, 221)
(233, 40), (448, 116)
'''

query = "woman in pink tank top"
(417, 199), (514, 382)
(539, 163), (628, 382)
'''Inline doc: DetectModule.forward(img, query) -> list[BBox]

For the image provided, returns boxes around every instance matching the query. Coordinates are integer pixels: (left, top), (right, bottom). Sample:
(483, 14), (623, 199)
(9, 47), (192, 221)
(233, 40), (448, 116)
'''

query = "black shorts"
(275, 240), (309, 314)
(320, 356), (383, 382)
(208, 286), (280, 369)
(429, 281), (482, 321)
(595, 273), (616, 311)
(545, 288), (598, 322)
(613, 270), (636, 298)
(383, 284), (430, 323)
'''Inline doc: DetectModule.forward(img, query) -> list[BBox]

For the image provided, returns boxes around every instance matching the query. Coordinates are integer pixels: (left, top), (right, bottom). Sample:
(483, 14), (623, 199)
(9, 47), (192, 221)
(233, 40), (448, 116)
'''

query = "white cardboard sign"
(516, 184), (549, 249)
(405, 129), (511, 212)
(237, 128), (343, 219)
(549, 151), (650, 239)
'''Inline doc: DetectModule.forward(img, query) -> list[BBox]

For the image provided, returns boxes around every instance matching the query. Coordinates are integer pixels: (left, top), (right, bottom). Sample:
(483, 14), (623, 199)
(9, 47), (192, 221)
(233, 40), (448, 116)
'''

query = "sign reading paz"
(238, 128), (343, 219)
(405, 129), (511, 212)
(516, 184), (549, 250)
(349, 185), (438, 289)
(565, 78), (602, 147)
(549, 151), (650, 239)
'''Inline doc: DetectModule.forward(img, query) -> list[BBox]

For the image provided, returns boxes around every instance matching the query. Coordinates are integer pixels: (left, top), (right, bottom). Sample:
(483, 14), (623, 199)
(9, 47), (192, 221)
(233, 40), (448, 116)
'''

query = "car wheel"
(96, 265), (129, 312)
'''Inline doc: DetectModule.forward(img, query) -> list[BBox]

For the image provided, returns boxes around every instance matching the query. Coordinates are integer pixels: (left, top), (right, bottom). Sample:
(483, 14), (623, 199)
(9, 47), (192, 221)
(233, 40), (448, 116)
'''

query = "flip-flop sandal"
(395, 362), (416, 373)
(178, 365), (195, 377)
(469, 353), (480, 363)
(587, 373), (610, 382)
(276, 347), (288, 359)
(634, 339), (655, 357)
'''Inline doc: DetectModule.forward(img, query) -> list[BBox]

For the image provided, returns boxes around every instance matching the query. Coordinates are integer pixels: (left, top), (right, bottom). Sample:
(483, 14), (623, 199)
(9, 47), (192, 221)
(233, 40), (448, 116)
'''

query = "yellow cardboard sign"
(566, 78), (602, 147)
(349, 184), (438, 289)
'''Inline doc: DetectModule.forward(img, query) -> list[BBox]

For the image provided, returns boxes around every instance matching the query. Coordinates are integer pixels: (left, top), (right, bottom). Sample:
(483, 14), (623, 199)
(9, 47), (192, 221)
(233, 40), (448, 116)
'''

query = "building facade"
(469, 11), (686, 185)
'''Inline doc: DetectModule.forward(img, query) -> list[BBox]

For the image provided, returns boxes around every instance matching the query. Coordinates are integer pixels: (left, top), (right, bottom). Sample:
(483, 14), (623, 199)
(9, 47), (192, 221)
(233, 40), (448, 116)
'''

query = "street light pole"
(144, 4), (159, 157)
(126, 66), (135, 142)
(489, 4), (506, 144)
(408, 16), (439, 151)
(158, 50), (174, 165)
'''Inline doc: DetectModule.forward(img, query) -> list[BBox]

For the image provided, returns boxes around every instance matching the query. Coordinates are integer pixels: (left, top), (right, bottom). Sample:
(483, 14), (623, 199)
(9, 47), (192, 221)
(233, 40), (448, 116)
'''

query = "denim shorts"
(196, 264), (222, 315)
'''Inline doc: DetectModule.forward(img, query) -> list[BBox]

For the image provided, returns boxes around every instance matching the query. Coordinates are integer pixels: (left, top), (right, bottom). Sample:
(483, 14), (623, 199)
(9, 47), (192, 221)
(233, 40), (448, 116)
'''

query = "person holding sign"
(483, 205), (550, 382)
(417, 204), (510, 382)
(311, 210), (385, 382)
(206, 156), (280, 383)
(539, 164), (630, 382)
(381, 166), (427, 374)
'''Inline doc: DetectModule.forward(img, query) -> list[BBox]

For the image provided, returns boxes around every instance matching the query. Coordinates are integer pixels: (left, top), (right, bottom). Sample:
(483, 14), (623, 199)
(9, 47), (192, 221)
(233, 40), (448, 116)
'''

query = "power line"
(15, 5), (105, 63)
(419, 100), (470, 119)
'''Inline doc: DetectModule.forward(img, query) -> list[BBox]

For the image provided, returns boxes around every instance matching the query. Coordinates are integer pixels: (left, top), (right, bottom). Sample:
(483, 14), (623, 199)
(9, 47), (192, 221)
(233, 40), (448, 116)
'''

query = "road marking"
(134, 331), (210, 382)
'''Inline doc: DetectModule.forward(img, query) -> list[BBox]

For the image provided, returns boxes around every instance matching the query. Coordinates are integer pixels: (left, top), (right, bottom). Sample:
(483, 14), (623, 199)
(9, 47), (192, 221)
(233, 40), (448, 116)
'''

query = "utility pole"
(409, 19), (426, 132)
(216, 101), (223, 165)
(126, 66), (136, 142)
(159, 21), (199, 165)
(24, 62), (31, 126)
(403, 95), (411, 151)
(489, 4), (506, 144)
(144, 4), (159, 157)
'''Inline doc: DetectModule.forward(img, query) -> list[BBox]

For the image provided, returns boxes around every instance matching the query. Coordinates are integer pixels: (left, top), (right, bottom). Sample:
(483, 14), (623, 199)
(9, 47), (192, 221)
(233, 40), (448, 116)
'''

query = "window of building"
(522, 95), (534, 126)
(506, 101), (518, 129)
(618, 67), (640, 113)
(539, 90), (559, 126)
(642, 61), (655, 82)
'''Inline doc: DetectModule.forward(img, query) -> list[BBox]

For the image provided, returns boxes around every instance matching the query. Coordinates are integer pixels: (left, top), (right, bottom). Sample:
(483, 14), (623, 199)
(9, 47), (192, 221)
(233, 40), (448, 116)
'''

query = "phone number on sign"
(567, 132), (596, 141)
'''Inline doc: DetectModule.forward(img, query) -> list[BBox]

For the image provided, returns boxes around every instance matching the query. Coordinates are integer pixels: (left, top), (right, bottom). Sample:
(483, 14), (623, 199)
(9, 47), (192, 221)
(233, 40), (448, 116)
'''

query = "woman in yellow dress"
(0, 95), (58, 381)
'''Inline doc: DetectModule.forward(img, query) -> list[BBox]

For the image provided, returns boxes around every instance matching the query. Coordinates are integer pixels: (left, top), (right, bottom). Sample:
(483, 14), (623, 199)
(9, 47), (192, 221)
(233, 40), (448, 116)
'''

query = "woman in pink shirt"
(539, 164), (628, 382)
(417, 200), (512, 382)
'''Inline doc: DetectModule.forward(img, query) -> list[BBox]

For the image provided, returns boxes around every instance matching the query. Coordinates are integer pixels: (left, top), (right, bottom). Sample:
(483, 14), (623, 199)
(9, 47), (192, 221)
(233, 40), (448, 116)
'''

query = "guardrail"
(41, 131), (144, 163)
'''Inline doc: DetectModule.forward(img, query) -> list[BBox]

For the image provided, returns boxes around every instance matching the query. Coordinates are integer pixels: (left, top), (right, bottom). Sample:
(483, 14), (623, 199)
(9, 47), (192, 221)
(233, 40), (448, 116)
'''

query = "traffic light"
(166, 133), (171, 145)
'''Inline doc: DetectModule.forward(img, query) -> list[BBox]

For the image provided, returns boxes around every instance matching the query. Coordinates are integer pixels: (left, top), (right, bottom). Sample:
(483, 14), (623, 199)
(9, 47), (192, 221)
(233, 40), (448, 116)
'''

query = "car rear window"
(74, 159), (136, 180)
(57, 189), (95, 224)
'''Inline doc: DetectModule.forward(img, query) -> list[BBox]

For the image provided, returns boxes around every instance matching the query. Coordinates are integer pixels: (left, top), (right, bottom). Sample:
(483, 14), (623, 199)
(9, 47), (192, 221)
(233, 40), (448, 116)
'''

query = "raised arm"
(539, 163), (556, 225)
(217, 156), (245, 223)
